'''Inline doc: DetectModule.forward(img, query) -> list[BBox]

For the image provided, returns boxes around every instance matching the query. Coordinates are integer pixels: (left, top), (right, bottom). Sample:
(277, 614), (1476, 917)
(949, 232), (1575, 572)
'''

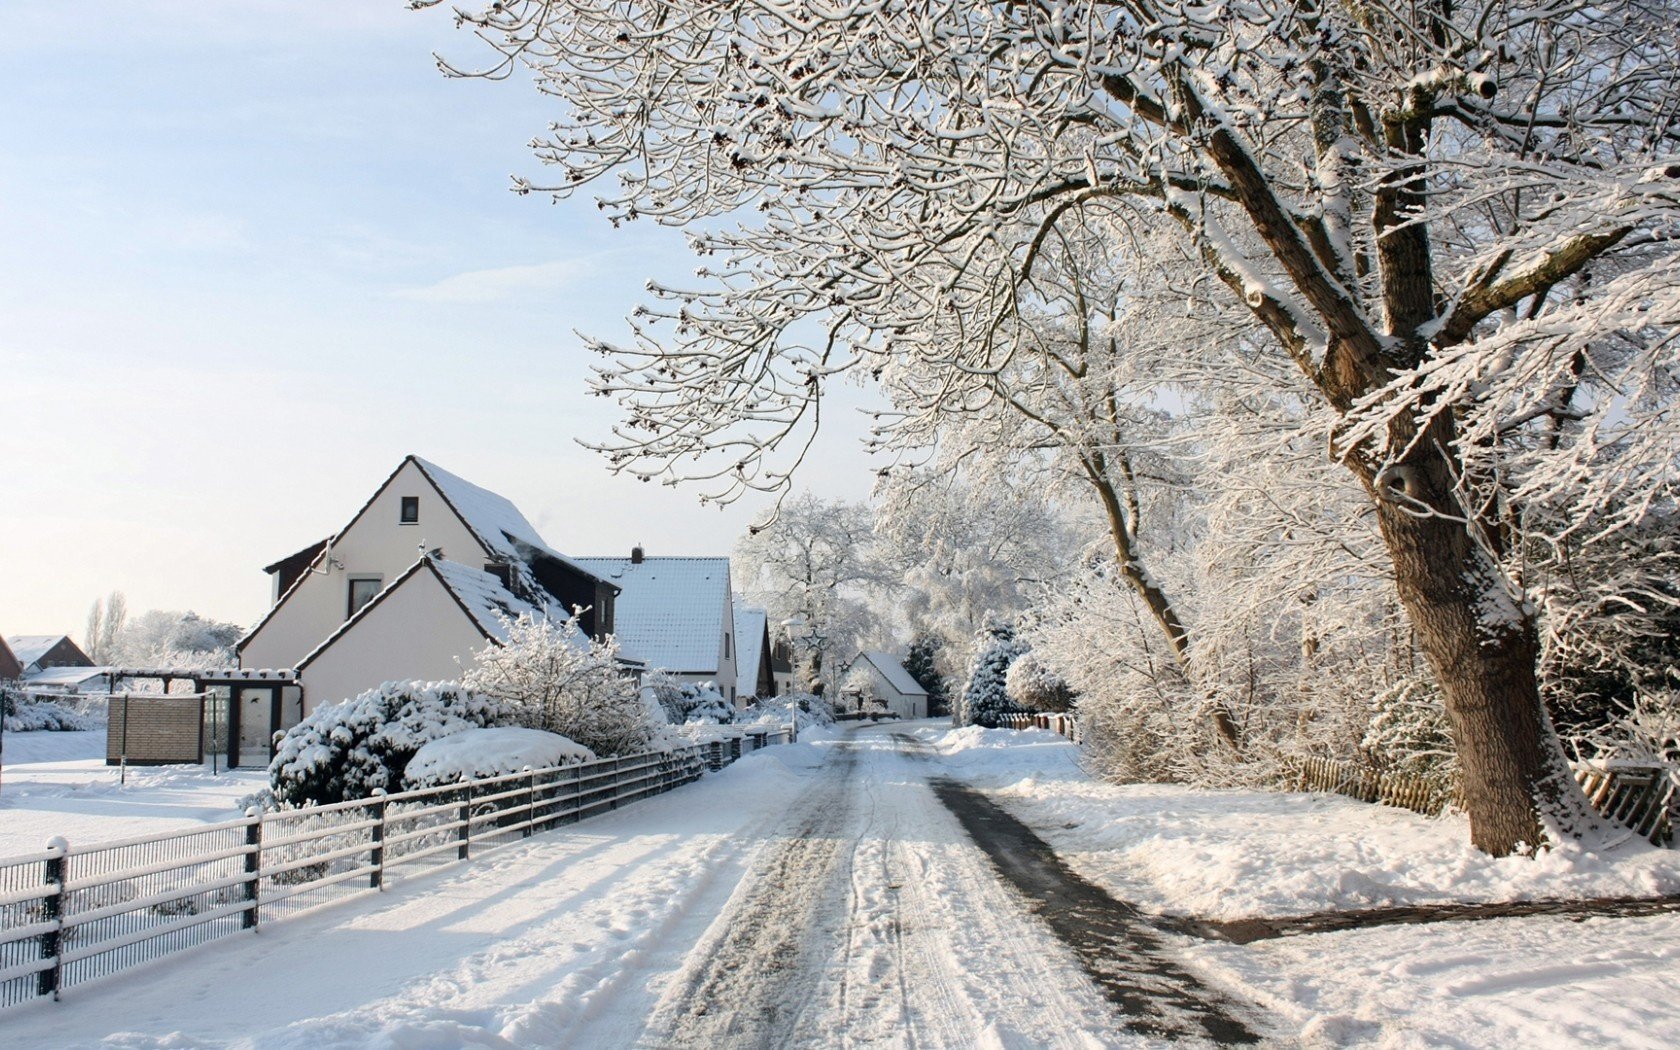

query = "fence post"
(38, 836), (66, 1000)
(524, 768), (536, 839)
(610, 758), (622, 810)
(369, 790), (387, 890)
(242, 809), (262, 929)
(457, 786), (472, 861)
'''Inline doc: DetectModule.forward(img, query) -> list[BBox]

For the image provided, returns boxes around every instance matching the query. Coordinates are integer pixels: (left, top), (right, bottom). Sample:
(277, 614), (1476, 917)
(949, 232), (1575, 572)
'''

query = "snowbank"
(404, 727), (595, 788)
(919, 725), (1680, 919)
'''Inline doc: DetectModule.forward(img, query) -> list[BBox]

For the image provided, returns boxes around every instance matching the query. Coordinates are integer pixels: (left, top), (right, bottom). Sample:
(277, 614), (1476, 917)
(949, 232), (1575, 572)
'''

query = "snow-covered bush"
(960, 619), (1028, 728)
(1004, 651), (1073, 713)
(2, 694), (92, 732)
(742, 691), (833, 733)
(640, 672), (735, 725)
(838, 663), (880, 715)
(402, 726), (595, 789)
(462, 614), (653, 757)
(269, 681), (508, 808)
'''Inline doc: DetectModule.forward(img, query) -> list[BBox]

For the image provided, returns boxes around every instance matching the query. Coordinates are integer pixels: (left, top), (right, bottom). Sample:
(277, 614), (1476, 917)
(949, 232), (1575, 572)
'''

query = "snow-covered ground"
(2, 723), (1676, 1048)
(926, 725), (1680, 918)
(0, 731), (266, 857)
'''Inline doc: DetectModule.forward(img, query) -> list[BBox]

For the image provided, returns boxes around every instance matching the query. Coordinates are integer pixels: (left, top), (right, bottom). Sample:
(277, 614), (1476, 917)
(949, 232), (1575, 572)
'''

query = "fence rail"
(1292, 755), (1676, 846)
(0, 724), (792, 1010)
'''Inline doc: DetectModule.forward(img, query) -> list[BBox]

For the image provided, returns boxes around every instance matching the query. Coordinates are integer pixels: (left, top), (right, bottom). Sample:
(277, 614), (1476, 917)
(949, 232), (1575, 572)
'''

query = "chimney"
(631, 545), (645, 564)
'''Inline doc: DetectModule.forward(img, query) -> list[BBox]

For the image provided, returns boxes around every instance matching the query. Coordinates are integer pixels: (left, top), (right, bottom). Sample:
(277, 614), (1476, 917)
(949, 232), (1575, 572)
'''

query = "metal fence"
(0, 725), (792, 1010)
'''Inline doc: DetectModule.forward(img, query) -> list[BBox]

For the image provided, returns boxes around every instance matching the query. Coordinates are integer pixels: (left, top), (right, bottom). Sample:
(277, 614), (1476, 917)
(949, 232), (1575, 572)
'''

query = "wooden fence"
(1000, 712), (1079, 742)
(1293, 755), (1676, 846)
(0, 725), (792, 1010)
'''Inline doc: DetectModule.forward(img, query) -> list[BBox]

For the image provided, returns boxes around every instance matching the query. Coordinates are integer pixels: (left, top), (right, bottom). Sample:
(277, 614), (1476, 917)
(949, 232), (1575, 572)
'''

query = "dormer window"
(400, 496), (419, 524)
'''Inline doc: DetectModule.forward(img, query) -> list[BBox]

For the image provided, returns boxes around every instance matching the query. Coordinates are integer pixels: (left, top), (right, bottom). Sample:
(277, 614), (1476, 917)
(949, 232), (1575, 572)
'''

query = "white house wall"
(242, 460), (486, 671)
(717, 583), (739, 707)
(299, 569), (490, 714)
(863, 664), (925, 720)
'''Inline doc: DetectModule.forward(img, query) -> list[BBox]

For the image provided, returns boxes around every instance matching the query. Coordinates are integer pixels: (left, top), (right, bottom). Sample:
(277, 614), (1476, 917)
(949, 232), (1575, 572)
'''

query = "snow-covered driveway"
(2, 725), (1159, 1049)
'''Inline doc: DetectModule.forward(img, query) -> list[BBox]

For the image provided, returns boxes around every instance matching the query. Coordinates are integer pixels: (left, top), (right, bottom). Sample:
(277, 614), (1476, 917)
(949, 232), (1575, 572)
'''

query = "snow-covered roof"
(859, 652), (927, 696)
(0, 636), (23, 680)
(734, 605), (767, 694)
(429, 557), (575, 646)
(574, 557), (731, 674)
(412, 457), (605, 585)
(8, 635), (72, 669)
(22, 665), (111, 688)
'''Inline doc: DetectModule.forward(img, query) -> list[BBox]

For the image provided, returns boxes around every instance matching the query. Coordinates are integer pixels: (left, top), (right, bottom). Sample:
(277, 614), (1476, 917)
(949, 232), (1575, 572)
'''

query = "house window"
(347, 577), (382, 619)
(724, 633), (731, 659)
(400, 496), (419, 524)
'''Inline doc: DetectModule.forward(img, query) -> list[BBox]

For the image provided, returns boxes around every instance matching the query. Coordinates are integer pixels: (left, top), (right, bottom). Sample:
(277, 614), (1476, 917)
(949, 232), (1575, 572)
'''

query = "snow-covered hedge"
(2, 697), (93, 733)
(269, 681), (508, 808)
(402, 726), (595, 790)
(1004, 651), (1074, 713)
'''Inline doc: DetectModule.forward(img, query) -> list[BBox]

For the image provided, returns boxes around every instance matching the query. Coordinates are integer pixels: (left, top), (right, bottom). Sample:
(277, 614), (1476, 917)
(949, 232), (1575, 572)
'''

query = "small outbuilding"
(838, 651), (929, 720)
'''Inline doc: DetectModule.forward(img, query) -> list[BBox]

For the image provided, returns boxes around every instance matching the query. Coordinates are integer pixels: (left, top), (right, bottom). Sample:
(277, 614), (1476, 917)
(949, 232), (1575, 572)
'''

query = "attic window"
(400, 496), (419, 524)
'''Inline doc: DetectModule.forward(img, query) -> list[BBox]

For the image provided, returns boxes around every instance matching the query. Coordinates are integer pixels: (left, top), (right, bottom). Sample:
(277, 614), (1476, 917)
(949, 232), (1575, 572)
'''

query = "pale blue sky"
(0, 2), (876, 635)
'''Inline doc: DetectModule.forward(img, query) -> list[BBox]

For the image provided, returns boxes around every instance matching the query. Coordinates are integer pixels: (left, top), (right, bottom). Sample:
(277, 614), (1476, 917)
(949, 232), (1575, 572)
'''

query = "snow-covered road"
(2, 725), (1174, 1049)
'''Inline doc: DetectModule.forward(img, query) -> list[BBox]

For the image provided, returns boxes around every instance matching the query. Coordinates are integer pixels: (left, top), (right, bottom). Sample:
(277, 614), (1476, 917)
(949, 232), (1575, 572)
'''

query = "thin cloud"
(393, 260), (586, 305)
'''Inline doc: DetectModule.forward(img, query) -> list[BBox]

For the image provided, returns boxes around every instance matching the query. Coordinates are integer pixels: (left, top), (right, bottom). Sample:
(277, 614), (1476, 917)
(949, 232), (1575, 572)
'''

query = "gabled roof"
(733, 605), (767, 694)
(410, 458), (603, 585)
(0, 636), (25, 680)
(8, 635), (81, 670)
(242, 455), (609, 654)
(297, 555), (594, 673)
(574, 556), (730, 674)
(857, 651), (927, 696)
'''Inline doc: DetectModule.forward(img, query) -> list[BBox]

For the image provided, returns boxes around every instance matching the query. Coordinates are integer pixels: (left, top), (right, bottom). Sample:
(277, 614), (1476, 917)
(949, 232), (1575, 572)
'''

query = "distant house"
(838, 651), (929, 720)
(575, 549), (738, 704)
(238, 455), (622, 764)
(8, 635), (94, 676)
(0, 636), (22, 681)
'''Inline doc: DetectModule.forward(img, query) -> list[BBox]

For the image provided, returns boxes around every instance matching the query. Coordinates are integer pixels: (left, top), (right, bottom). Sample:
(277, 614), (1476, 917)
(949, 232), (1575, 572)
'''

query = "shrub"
(269, 681), (508, 808)
(402, 726), (594, 789)
(1004, 651), (1074, 713)
(463, 615), (653, 757)
(642, 672), (735, 725)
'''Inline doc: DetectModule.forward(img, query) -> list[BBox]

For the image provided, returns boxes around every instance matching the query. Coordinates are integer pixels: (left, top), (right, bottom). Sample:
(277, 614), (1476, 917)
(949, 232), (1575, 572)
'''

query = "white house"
(839, 651), (929, 720)
(575, 549), (739, 704)
(237, 455), (622, 762)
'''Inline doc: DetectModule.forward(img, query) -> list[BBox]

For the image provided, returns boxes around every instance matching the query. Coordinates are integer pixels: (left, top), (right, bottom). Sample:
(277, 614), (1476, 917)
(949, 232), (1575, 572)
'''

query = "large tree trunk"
(1370, 421), (1585, 855)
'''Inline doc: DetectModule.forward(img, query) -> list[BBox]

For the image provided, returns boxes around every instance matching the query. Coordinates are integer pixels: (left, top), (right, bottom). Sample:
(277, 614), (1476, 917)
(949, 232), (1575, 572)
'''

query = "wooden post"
(457, 787), (471, 861)
(369, 790), (387, 889)
(242, 809), (262, 929)
(524, 769), (536, 839)
(39, 836), (66, 1000)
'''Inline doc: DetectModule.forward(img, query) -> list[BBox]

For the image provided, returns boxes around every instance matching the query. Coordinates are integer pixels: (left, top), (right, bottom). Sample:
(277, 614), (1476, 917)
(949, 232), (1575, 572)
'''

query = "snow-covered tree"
(426, 0), (1680, 853)
(107, 609), (245, 669)
(84, 591), (126, 664)
(1004, 651), (1074, 714)
(462, 614), (653, 758)
(902, 638), (950, 718)
(734, 493), (885, 693)
(960, 619), (1029, 728)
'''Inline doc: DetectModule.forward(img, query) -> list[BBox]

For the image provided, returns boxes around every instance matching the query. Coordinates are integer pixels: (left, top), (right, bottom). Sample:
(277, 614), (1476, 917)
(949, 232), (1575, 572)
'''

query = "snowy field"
(0, 723), (1676, 1047)
(0, 731), (266, 858)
